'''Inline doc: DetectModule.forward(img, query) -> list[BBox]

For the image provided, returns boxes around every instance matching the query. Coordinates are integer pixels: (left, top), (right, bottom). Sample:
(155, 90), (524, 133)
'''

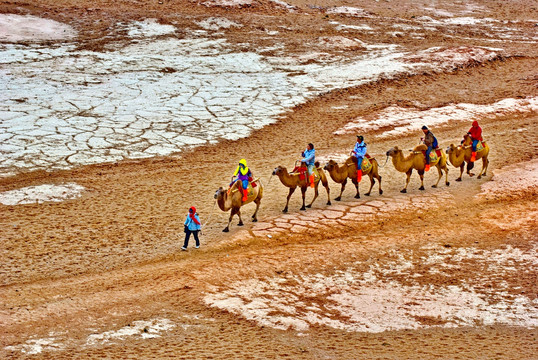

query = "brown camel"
(214, 179), (263, 232)
(272, 161), (331, 213)
(323, 156), (383, 201)
(386, 145), (450, 193)
(447, 134), (490, 181)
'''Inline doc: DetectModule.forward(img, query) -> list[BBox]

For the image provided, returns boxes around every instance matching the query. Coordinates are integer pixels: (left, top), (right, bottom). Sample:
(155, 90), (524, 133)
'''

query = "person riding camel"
(466, 120), (483, 162)
(421, 125), (438, 172)
(231, 159), (254, 202)
(301, 143), (316, 188)
(352, 135), (367, 182)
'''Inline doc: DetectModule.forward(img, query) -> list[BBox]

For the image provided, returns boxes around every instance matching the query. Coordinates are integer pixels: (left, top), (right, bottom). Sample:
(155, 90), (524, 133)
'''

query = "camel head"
(323, 160), (338, 171)
(447, 143), (457, 155)
(272, 166), (287, 177)
(386, 146), (400, 158)
(214, 187), (225, 200)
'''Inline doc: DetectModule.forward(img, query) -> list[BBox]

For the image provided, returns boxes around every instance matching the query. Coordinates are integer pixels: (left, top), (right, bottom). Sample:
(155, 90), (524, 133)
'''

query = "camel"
(386, 144), (450, 193)
(272, 161), (331, 213)
(214, 179), (263, 232)
(324, 156), (383, 201)
(447, 134), (490, 181)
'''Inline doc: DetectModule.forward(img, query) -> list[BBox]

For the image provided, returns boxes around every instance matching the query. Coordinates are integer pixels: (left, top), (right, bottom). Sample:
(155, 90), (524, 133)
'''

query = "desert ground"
(0, 0), (537, 359)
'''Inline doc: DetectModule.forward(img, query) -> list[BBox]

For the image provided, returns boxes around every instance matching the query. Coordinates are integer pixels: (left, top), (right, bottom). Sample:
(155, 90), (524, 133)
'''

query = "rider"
(421, 125), (438, 172)
(467, 120), (482, 162)
(301, 143), (316, 188)
(352, 135), (367, 182)
(232, 159), (253, 202)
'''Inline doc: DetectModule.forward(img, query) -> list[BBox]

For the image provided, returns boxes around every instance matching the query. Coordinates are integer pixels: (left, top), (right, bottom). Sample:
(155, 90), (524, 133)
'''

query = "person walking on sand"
(301, 143), (316, 188)
(421, 125), (438, 172)
(182, 206), (201, 251)
(352, 135), (367, 182)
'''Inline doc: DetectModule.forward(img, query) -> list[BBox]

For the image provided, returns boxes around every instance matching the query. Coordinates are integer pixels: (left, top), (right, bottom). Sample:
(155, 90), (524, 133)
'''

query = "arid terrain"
(1, 0), (537, 359)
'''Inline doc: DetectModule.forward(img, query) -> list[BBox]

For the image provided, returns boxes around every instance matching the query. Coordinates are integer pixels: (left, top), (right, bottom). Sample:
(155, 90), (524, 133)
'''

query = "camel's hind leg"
(401, 169), (412, 193)
(352, 178), (360, 199)
(335, 178), (347, 201)
(377, 174), (383, 195)
(283, 187), (296, 213)
(444, 165), (450, 186)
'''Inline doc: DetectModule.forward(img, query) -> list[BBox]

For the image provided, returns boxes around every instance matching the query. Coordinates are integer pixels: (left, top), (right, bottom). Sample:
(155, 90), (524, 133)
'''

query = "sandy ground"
(1, 0), (537, 359)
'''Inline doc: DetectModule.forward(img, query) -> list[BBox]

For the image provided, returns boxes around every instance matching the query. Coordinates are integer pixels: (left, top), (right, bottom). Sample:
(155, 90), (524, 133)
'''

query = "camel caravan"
(214, 122), (490, 232)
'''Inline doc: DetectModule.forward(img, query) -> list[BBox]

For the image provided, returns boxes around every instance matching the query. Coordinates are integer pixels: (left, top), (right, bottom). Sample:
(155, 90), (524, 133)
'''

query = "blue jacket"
(184, 213), (202, 231)
(352, 142), (367, 158)
(301, 148), (315, 166)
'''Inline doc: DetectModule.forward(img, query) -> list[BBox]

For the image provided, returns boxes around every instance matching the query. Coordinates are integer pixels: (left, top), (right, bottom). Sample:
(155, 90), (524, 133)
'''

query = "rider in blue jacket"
(352, 135), (367, 182)
(301, 143), (316, 187)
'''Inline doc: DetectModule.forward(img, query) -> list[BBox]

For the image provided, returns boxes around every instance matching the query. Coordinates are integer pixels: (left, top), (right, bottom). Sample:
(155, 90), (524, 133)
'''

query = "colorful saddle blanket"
(360, 157), (373, 172)
(292, 166), (320, 181)
(475, 141), (485, 152)
(422, 149), (442, 163)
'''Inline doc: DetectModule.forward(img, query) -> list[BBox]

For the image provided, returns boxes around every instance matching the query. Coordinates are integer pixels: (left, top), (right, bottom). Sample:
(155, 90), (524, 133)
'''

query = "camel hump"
(414, 144), (427, 152)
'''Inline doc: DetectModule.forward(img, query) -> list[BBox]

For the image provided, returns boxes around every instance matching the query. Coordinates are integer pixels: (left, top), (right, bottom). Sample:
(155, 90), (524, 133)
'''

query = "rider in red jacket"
(467, 121), (482, 162)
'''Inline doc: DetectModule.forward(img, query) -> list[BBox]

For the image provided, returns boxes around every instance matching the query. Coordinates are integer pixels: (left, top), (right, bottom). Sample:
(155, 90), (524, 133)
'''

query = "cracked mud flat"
(1, 0), (537, 359)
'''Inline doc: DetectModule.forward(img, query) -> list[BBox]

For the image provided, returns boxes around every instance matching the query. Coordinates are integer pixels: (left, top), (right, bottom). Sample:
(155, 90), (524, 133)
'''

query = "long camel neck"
(330, 164), (349, 182)
(392, 151), (414, 173)
(278, 170), (298, 187)
(217, 192), (233, 211)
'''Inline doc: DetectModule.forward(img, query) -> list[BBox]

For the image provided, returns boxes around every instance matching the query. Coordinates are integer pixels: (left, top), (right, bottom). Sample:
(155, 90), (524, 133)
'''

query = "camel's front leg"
(456, 163), (464, 181)
(365, 174), (375, 196)
(351, 178), (360, 199)
(401, 169), (412, 193)
(300, 187), (307, 210)
(252, 198), (261, 222)
(223, 208), (237, 232)
(283, 187), (296, 213)
(418, 170), (425, 191)
(335, 178), (347, 201)
(237, 208), (244, 226)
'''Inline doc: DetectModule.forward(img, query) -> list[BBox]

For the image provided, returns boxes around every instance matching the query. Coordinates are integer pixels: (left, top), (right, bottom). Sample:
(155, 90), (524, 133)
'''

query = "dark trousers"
(183, 230), (200, 248)
(425, 146), (432, 164)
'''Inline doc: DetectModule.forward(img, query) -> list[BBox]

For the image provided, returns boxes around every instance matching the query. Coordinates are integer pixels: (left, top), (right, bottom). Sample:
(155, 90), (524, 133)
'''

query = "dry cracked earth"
(1, 0), (537, 359)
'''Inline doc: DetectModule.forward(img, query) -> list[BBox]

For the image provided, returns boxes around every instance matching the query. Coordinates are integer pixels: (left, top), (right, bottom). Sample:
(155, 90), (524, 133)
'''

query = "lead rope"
(201, 199), (218, 233)
(377, 155), (390, 168)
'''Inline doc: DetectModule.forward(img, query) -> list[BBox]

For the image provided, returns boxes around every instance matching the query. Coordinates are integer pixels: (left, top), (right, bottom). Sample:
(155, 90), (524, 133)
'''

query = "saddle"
(421, 148), (441, 162)
(291, 165), (308, 180)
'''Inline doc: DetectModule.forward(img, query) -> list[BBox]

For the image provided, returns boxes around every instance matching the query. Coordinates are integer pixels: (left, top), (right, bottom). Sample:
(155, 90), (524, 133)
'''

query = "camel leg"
(456, 163), (464, 182)
(467, 162), (475, 177)
(237, 208), (244, 226)
(252, 197), (260, 222)
(283, 187), (296, 213)
(223, 208), (237, 232)
(322, 175), (331, 205)
(300, 187), (307, 211)
(444, 165), (450, 186)
(401, 169), (412, 193)
(377, 175), (383, 195)
(365, 174), (374, 196)
(478, 157), (488, 179)
(432, 165), (442, 188)
(352, 178), (360, 199)
(418, 170), (425, 191)
(335, 178), (347, 201)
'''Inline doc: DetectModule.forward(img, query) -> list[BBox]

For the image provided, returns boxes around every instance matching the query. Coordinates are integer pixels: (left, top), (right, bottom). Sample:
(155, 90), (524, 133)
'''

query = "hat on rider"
(357, 135), (364, 141)
(421, 125), (428, 130)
